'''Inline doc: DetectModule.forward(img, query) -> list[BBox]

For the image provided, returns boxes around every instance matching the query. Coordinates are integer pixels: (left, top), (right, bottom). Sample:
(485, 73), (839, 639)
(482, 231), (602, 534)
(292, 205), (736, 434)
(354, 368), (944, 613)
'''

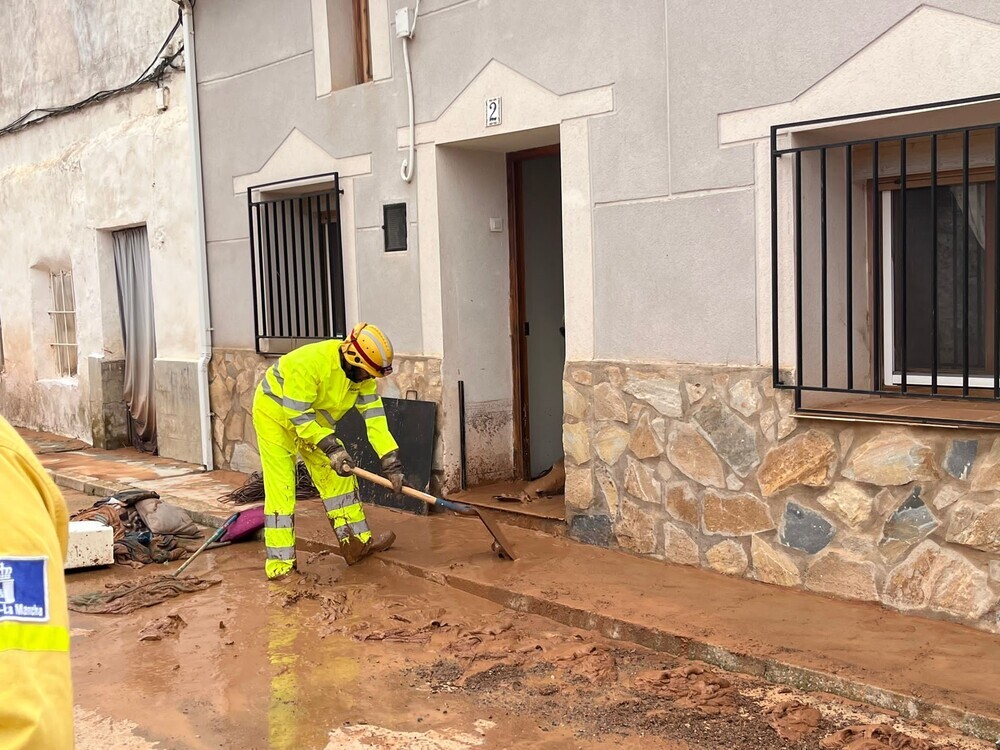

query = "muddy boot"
(266, 563), (299, 583)
(338, 531), (396, 565)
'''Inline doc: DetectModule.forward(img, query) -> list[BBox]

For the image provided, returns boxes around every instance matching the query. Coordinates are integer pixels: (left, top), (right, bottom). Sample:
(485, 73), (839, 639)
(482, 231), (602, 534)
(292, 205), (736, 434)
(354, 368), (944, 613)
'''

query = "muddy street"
(67, 545), (991, 750)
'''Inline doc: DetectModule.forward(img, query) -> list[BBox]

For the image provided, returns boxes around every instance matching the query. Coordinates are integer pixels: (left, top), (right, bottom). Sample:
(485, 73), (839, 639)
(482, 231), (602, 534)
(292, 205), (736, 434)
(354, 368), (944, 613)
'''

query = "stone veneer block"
(595, 465), (620, 518)
(664, 483), (699, 527)
(706, 540), (748, 576)
(594, 425), (630, 465)
(594, 382), (628, 423)
(883, 540), (995, 619)
(930, 485), (962, 511)
(805, 550), (878, 602)
(686, 381), (707, 404)
(565, 466), (595, 511)
(667, 423), (725, 488)
(805, 551), (879, 602)
(622, 370), (683, 417)
(943, 439), (978, 480)
(570, 515), (613, 547)
(563, 422), (591, 465)
(945, 498), (1000, 554)
(691, 397), (760, 478)
(663, 522), (700, 565)
(843, 432), (939, 486)
(563, 381), (590, 420)
(728, 379), (760, 417)
(780, 503), (835, 554)
(624, 457), (661, 505)
(751, 536), (801, 587)
(881, 489), (939, 545)
(615, 499), (658, 555)
(816, 482), (874, 529)
(702, 491), (774, 536)
(971, 437), (1000, 491)
(757, 430), (837, 497)
(629, 412), (665, 459)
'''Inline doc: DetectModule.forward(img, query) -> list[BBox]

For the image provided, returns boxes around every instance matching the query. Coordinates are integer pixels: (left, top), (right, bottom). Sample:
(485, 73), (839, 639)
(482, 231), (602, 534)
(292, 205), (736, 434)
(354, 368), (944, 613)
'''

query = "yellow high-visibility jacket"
(258, 339), (400, 458)
(0, 416), (73, 750)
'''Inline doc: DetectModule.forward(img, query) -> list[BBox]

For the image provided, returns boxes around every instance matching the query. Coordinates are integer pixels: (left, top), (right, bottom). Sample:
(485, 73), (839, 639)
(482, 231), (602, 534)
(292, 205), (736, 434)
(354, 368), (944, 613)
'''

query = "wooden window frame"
(353, 0), (372, 85)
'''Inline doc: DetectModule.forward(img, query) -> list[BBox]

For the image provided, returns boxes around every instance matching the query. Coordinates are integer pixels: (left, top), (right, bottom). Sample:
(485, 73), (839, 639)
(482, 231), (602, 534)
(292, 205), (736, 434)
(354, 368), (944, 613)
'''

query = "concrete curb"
(388, 558), (1000, 741)
(50, 468), (1000, 742)
(297, 530), (1000, 743)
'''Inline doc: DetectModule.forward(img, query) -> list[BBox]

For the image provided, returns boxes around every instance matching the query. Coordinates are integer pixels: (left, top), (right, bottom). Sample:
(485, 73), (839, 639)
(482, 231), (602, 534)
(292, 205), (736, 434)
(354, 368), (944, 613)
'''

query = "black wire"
(0, 9), (184, 137)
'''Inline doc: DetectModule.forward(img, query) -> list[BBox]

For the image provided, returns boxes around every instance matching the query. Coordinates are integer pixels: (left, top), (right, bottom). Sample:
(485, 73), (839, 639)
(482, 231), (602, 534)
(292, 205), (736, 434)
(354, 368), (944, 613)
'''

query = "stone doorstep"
(47, 467), (1000, 742)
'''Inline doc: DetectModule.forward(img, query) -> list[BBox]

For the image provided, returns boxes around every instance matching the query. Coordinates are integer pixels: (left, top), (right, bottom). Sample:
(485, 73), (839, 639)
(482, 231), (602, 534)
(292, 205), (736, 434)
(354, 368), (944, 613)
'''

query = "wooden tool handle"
(352, 466), (437, 506)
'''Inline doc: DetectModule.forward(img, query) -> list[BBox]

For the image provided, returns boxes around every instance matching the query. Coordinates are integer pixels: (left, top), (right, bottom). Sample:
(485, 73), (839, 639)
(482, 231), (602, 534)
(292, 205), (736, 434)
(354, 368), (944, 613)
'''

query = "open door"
(508, 146), (565, 480)
(113, 226), (157, 453)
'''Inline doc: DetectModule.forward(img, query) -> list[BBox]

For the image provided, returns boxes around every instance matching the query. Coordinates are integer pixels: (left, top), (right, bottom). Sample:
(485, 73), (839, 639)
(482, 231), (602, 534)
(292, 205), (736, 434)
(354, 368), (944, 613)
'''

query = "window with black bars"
(247, 173), (346, 353)
(771, 94), (1000, 426)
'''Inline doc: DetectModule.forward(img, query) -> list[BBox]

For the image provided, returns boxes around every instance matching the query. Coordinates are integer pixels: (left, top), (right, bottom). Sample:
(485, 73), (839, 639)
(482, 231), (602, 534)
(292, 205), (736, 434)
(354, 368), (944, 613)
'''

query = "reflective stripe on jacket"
(257, 339), (399, 458)
(0, 415), (73, 750)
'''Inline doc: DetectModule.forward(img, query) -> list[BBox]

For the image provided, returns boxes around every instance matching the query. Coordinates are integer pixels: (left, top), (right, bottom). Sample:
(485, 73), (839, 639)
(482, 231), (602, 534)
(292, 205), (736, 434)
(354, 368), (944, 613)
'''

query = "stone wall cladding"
(564, 361), (1000, 633)
(209, 350), (444, 482)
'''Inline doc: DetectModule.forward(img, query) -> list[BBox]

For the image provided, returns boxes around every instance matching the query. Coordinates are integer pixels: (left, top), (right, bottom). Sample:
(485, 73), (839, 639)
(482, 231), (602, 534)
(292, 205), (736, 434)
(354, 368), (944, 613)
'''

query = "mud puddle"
(68, 544), (993, 749)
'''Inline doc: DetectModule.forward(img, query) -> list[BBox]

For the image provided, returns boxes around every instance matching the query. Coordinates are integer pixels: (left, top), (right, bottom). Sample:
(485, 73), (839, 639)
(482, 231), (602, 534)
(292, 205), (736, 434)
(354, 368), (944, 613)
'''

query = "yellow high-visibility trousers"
(253, 389), (372, 579)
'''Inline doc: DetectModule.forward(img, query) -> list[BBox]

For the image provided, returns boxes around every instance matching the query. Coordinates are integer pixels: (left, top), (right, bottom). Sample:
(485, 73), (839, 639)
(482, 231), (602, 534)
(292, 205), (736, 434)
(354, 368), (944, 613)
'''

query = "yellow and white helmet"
(341, 323), (394, 378)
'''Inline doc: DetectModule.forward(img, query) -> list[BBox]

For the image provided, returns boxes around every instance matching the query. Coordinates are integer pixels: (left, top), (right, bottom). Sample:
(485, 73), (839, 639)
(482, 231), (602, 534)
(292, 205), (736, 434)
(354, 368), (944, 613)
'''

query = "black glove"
(318, 436), (356, 477)
(381, 451), (405, 494)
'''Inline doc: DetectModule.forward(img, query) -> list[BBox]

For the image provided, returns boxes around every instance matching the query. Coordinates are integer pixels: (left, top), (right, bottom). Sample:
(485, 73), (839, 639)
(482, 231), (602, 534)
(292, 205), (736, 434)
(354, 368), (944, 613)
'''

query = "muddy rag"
(68, 575), (221, 615)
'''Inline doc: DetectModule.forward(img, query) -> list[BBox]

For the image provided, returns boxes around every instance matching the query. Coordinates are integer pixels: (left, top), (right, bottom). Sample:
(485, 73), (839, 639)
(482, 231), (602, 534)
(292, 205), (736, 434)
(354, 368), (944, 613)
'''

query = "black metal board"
(336, 397), (437, 515)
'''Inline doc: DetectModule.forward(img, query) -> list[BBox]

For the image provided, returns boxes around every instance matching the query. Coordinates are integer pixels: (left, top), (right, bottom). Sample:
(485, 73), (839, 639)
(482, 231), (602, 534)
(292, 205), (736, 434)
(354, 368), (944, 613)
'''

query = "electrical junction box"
(395, 7), (413, 38)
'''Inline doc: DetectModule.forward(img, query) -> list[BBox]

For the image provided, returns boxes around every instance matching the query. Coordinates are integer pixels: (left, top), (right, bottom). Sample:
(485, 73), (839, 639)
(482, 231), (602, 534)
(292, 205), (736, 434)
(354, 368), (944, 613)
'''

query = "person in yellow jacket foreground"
(254, 322), (405, 579)
(0, 415), (73, 749)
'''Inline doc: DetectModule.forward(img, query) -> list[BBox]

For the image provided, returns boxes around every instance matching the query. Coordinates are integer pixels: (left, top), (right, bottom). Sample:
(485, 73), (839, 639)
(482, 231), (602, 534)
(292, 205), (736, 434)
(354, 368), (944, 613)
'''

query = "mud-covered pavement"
(65, 543), (994, 750)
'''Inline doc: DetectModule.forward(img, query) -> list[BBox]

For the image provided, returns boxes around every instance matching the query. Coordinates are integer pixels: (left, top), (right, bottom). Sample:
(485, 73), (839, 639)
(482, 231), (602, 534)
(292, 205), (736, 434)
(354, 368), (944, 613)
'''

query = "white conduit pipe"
(399, 0), (420, 182)
(177, 0), (214, 470)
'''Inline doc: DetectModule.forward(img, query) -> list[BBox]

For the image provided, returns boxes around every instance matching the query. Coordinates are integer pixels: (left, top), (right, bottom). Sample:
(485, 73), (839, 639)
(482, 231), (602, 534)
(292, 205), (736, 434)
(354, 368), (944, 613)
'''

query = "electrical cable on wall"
(0, 9), (186, 138)
(400, 0), (421, 182)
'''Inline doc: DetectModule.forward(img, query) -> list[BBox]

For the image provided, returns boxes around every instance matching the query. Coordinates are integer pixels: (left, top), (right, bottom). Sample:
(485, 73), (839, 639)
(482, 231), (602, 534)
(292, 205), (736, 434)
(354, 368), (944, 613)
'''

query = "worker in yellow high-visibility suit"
(0, 415), (73, 749)
(253, 322), (405, 579)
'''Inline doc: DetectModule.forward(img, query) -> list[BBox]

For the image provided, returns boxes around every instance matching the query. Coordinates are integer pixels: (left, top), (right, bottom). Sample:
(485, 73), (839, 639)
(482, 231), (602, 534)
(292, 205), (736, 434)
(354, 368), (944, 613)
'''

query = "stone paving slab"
(39, 439), (1000, 741)
(39, 448), (202, 488)
(16, 427), (90, 454)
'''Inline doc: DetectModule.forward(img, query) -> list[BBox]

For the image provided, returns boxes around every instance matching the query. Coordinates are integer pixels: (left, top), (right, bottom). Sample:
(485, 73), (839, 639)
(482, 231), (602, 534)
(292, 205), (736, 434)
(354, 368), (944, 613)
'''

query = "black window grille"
(247, 173), (346, 353)
(383, 202), (407, 252)
(771, 93), (1000, 426)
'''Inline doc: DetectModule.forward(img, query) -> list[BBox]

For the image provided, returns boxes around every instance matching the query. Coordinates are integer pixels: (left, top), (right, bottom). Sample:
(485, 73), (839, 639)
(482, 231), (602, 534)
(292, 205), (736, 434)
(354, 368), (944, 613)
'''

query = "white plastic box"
(64, 520), (115, 569)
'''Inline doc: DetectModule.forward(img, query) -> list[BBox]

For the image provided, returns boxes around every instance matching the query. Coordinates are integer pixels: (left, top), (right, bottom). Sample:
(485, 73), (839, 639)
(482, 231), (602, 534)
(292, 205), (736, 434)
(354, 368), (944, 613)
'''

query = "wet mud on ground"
(67, 544), (994, 749)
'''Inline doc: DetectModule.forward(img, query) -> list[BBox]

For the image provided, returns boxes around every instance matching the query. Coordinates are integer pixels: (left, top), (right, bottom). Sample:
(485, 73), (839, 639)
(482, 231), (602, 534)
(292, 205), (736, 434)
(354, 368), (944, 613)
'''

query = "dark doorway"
(508, 146), (565, 479)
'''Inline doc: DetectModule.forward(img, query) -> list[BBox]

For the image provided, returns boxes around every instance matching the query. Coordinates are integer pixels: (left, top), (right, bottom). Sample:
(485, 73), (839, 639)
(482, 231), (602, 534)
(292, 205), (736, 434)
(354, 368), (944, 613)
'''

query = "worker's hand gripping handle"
(350, 466), (476, 515)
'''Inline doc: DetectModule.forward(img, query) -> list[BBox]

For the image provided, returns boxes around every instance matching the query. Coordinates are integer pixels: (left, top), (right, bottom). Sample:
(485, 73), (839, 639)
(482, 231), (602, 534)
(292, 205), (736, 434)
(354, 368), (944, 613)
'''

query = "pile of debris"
(69, 489), (204, 567)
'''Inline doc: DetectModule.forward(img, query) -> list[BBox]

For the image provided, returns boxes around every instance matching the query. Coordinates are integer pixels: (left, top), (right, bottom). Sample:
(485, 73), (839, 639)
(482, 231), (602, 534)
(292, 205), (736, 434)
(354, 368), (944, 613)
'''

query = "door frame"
(506, 143), (561, 480)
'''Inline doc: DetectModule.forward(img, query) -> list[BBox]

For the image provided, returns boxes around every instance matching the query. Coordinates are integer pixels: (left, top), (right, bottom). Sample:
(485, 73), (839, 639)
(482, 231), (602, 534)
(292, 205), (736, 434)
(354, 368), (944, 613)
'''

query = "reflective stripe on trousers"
(323, 491), (372, 544)
(254, 394), (372, 578)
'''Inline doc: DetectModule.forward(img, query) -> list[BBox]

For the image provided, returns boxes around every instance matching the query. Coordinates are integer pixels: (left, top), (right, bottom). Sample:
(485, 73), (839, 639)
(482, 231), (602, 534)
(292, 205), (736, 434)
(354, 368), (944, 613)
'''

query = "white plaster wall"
(0, 26), (198, 441)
